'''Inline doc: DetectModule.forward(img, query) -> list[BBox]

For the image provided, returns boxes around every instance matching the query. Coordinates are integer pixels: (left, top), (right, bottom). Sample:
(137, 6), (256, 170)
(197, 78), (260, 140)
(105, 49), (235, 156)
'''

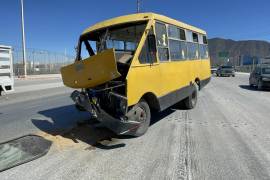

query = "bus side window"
(199, 35), (209, 59)
(139, 34), (157, 64)
(187, 42), (199, 60)
(186, 31), (199, 60)
(155, 22), (169, 61)
(168, 25), (187, 61)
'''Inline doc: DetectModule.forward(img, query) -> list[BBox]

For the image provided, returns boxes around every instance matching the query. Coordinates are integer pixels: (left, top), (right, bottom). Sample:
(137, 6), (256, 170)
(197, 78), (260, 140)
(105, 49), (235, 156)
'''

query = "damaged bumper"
(71, 90), (140, 135)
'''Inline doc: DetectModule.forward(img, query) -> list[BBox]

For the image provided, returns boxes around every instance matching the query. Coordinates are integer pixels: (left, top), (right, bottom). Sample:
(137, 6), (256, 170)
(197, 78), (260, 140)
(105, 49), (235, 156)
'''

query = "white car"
(0, 45), (14, 95)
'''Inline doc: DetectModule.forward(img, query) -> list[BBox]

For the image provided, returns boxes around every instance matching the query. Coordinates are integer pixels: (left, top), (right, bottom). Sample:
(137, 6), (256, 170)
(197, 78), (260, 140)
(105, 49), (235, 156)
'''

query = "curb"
(15, 74), (62, 80)
(235, 72), (250, 75)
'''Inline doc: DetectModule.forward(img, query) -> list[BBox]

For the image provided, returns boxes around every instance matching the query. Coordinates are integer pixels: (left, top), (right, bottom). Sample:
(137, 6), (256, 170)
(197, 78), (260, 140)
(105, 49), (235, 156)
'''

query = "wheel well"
(195, 78), (201, 89)
(141, 92), (161, 112)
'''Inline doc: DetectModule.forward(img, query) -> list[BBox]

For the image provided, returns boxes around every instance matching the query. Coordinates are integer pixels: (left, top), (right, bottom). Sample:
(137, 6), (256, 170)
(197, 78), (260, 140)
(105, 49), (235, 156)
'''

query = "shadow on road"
(151, 108), (175, 126)
(32, 104), (178, 150)
(239, 85), (270, 92)
(31, 105), (125, 150)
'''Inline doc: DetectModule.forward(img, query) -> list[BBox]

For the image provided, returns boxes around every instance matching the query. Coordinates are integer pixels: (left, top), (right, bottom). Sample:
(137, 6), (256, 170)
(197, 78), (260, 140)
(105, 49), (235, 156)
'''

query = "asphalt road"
(1, 74), (270, 180)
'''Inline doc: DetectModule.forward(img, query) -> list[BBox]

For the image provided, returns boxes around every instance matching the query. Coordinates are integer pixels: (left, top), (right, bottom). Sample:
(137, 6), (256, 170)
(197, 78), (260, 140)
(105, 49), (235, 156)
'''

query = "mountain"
(208, 38), (270, 66)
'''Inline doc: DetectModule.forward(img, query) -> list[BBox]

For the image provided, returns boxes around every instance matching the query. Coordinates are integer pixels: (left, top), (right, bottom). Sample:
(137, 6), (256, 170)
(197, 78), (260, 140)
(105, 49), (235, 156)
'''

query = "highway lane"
(1, 74), (270, 180)
(0, 86), (90, 143)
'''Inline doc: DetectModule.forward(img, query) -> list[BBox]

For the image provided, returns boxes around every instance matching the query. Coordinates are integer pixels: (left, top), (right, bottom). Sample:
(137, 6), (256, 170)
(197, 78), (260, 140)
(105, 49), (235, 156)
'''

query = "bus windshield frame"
(76, 21), (148, 61)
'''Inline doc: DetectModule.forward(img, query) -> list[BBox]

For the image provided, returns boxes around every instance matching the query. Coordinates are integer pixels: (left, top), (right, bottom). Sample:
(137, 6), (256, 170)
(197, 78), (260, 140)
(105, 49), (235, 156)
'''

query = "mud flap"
(0, 135), (52, 172)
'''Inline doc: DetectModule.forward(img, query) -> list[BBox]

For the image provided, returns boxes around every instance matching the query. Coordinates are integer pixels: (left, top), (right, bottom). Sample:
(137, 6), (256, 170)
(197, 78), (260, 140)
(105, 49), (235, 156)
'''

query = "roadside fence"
(12, 47), (74, 76)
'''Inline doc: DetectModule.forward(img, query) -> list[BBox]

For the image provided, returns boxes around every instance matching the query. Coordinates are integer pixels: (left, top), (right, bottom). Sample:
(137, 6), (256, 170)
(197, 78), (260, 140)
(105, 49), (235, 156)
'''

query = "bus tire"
(130, 100), (151, 137)
(184, 83), (198, 109)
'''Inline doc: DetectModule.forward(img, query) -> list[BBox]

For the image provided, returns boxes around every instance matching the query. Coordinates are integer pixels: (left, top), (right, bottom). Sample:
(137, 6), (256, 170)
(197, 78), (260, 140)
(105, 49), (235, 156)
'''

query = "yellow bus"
(61, 13), (211, 136)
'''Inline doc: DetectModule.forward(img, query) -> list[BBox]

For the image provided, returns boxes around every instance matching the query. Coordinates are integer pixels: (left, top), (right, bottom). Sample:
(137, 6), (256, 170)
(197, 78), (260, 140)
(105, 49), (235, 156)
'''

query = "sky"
(0, 0), (270, 55)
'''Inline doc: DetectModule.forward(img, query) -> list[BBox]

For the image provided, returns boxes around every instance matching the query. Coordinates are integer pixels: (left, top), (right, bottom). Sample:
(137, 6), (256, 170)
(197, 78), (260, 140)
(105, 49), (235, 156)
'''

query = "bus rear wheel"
(183, 83), (198, 109)
(129, 100), (151, 137)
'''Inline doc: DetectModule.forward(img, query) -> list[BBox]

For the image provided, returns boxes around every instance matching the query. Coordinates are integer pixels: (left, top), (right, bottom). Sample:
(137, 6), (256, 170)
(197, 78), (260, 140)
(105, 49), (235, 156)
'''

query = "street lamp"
(20, 0), (27, 77)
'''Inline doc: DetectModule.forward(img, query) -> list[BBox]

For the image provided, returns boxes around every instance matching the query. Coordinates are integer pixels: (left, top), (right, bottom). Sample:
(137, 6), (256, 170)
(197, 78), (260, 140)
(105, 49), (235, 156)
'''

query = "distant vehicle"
(216, 65), (235, 77)
(249, 65), (270, 90)
(61, 13), (211, 137)
(211, 66), (217, 74)
(0, 45), (14, 96)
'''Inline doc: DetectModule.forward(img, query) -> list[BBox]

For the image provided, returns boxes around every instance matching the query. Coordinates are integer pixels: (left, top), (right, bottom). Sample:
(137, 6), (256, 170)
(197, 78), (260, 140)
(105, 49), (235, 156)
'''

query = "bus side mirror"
(147, 35), (157, 53)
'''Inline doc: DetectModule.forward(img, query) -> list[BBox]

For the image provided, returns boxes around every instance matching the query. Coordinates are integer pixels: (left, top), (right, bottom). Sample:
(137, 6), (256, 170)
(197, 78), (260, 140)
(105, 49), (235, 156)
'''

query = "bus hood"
(60, 49), (121, 89)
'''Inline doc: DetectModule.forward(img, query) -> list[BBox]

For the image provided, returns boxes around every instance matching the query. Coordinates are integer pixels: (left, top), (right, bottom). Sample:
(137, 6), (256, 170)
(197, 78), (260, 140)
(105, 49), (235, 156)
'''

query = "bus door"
(127, 28), (161, 106)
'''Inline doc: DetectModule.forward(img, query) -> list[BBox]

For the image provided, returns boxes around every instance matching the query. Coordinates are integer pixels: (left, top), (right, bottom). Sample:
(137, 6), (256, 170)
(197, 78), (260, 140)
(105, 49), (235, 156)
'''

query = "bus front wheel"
(129, 100), (151, 137)
(184, 83), (198, 109)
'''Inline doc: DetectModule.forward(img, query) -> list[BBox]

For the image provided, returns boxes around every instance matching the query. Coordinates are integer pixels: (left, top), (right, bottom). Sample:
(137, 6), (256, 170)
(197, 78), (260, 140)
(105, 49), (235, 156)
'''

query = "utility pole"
(252, 57), (255, 72)
(20, 0), (27, 77)
(137, 0), (141, 13)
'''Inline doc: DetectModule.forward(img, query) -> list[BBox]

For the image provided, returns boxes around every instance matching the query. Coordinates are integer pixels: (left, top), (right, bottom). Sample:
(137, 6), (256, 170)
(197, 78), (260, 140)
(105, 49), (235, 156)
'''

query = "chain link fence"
(12, 47), (74, 76)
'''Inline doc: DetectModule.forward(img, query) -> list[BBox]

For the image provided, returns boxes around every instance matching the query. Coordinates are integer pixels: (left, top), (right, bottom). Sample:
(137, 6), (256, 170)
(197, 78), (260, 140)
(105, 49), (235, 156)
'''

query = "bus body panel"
(61, 49), (121, 89)
(200, 59), (211, 80)
(126, 59), (211, 109)
(126, 64), (162, 107)
(124, 14), (211, 108)
(82, 13), (206, 36)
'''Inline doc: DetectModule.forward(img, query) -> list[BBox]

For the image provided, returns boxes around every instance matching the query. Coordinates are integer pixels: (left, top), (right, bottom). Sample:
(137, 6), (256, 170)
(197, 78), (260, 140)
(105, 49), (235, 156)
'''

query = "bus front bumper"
(70, 90), (140, 135)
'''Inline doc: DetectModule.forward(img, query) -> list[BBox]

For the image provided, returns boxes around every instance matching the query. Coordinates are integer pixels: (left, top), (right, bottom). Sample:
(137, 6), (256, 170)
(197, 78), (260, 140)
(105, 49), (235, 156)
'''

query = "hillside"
(208, 38), (270, 66)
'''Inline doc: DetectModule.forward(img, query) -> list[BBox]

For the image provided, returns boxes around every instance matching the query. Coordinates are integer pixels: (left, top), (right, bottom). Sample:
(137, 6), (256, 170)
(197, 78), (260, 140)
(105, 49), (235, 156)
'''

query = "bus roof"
(82, 12), (206, 35)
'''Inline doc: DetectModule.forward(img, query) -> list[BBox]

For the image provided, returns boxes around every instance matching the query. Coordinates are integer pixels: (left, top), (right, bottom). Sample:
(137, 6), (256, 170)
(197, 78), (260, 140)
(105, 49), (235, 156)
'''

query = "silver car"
(249, 65), (270, 90)
(216, 66), (235, 77)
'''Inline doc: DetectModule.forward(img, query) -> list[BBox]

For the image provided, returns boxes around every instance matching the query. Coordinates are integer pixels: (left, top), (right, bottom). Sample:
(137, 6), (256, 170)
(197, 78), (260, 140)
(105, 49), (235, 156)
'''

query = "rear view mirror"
(147, 34), (157, 53)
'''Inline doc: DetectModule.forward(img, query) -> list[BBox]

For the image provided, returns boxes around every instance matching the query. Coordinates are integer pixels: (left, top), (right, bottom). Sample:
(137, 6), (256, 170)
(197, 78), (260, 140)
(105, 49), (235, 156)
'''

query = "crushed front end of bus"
(61, 22), (147, 135)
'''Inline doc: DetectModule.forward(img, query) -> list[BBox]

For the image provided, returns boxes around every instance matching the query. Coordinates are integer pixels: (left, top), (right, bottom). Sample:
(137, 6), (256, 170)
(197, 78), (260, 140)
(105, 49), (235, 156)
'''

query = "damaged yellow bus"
(61, 13), (211, 136)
